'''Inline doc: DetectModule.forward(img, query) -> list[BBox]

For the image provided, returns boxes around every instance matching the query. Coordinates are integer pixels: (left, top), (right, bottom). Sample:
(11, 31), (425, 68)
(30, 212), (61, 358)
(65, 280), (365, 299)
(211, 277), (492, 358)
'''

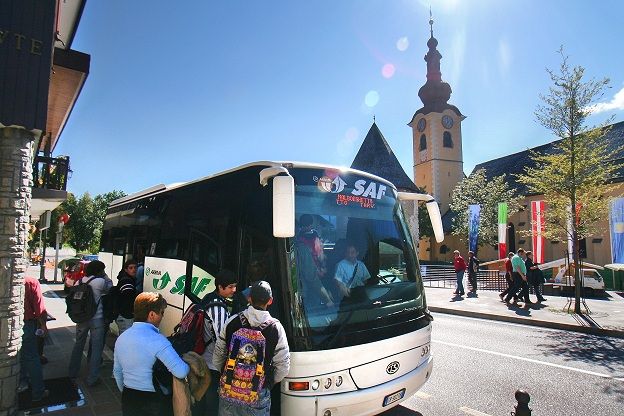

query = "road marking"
(433, 339), (624, 382)
(414, 391), (431, 399)
(459, 406), (492, 416)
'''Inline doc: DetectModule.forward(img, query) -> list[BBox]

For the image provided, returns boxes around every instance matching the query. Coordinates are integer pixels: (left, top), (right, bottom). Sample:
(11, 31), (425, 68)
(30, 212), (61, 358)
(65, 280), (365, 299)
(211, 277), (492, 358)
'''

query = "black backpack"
(101, 285), (119, 322)
(66, 276), (101, 323)
(152, 300), (227, 393)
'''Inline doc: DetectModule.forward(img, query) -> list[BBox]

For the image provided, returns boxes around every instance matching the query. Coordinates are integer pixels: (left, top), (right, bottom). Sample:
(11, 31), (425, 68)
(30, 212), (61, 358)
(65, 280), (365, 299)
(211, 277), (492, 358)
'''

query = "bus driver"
(334, 243), (371, 299)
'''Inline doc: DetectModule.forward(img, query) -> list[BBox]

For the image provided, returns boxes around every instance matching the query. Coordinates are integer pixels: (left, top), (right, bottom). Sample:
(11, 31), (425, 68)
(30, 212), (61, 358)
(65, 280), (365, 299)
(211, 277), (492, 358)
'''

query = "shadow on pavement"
(538, 330), (624, 373)
(378, 405), (423, 415)
(601, 382), (624, 403)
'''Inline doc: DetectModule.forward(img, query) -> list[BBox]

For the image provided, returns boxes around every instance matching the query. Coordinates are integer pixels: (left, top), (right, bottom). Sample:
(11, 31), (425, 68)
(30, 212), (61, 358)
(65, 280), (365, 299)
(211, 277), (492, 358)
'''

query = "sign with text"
(0, 0), (56, 131)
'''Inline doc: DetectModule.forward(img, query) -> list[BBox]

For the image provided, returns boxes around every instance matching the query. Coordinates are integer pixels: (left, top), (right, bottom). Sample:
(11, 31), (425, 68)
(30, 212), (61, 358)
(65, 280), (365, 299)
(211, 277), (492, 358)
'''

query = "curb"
(428, 306), (624, 339)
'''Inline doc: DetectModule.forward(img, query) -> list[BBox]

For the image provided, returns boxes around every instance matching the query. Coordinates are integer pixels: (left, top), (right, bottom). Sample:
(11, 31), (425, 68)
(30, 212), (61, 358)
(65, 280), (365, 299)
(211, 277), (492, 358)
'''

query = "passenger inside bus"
(295, 215), (334, 311)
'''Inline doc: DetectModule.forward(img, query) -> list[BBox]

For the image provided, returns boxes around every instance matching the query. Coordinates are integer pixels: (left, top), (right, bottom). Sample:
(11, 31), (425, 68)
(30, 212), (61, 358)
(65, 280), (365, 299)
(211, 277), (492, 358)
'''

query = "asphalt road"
(382, 313), (624, 416)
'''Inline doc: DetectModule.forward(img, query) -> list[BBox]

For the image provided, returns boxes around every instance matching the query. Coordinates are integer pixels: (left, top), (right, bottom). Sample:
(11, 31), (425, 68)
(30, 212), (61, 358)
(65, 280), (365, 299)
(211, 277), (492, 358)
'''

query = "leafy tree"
(450, 168), (522, 251)
(30, 190), (126, 254)
(63, 193), (98, 252)
(516, 49), (620, 314)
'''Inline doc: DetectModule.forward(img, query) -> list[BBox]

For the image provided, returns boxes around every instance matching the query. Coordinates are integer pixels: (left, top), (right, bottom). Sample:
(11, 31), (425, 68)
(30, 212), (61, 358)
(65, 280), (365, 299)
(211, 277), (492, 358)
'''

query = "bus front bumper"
(281, 355), (433, 416)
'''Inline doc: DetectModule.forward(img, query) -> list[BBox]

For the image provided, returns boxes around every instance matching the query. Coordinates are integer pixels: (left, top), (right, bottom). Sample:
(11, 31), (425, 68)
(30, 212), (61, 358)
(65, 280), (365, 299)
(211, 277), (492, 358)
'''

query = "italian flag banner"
(498, 203), (508, 259)
(531, 200), (546, 264)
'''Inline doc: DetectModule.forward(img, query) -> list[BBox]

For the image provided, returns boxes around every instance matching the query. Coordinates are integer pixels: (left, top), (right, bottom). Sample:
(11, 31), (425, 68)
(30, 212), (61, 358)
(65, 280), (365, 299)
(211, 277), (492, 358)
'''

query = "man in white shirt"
(334, 243), (371, 298)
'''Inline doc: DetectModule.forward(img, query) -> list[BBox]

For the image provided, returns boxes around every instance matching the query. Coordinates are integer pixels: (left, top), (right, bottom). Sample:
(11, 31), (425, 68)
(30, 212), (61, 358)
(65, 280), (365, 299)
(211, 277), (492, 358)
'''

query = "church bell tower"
(408, 13), (465, 216)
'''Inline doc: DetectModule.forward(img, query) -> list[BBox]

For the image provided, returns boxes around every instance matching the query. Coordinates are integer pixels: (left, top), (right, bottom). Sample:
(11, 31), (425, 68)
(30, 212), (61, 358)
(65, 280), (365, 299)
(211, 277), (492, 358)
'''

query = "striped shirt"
(201, 291), (229, 371)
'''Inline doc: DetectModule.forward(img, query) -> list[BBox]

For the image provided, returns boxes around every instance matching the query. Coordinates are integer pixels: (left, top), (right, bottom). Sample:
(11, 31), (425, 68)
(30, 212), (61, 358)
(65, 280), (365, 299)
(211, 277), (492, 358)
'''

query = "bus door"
(184, 229), (220, 306)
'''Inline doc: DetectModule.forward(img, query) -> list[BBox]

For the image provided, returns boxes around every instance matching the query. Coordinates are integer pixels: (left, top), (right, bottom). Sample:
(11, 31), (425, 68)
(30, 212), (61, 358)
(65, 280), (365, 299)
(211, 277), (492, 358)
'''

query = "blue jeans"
(218, 387), (271, 416)
(68, 318), (107, 385)
(455, 271), (465, 294)
(20, 320), (45, 398)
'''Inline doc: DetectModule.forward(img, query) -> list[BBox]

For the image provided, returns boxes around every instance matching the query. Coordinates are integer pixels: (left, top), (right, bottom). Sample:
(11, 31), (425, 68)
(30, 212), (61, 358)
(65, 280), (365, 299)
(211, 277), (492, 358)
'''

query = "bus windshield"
(287, 168), (427, 351)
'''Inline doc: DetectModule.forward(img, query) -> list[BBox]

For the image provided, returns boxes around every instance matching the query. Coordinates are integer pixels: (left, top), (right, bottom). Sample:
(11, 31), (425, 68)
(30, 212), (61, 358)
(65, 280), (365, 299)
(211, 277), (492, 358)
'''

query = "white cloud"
(498, 39), (511, 75)
(590, 86), (624, 114)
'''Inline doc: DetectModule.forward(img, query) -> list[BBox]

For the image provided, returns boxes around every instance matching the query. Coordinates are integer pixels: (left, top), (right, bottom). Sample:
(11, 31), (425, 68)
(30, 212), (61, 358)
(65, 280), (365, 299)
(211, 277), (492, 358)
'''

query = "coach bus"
(99, 161), (443, 416)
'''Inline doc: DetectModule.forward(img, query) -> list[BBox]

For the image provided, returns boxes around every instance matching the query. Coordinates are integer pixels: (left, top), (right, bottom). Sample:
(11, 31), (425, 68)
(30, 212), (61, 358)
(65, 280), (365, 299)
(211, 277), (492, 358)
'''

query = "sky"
(57, 0), (624, 197)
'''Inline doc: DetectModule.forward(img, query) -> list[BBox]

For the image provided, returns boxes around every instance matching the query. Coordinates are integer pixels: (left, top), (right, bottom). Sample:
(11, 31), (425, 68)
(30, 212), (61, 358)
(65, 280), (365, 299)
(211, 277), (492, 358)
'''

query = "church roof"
(351, 123), (420, 193)
(473, 121), (624, 196)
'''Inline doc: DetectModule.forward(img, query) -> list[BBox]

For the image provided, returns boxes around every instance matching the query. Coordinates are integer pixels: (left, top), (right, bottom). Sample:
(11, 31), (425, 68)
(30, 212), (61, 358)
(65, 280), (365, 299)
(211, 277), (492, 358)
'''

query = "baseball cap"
(249, 280), (272, 304)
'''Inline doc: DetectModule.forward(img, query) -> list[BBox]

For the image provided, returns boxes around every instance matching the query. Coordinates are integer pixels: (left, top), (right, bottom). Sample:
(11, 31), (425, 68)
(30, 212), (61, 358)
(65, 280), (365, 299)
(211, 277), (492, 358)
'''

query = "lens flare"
(364, 90), (380, 108)
(381, 63), (395, 79)
(345, 127), (358, 142)
(397, 37), (409, 52)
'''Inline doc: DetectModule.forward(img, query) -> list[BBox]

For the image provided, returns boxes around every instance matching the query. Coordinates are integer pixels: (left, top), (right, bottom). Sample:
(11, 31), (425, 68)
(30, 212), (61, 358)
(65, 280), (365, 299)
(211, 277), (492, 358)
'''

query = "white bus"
(99, 161), (443, 416)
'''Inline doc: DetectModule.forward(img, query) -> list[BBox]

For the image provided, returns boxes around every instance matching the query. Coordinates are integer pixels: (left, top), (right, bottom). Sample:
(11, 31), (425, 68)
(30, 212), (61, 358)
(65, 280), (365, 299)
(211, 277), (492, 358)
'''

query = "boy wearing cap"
(213, 281), (290, 415)
(197, 269), (237, 415)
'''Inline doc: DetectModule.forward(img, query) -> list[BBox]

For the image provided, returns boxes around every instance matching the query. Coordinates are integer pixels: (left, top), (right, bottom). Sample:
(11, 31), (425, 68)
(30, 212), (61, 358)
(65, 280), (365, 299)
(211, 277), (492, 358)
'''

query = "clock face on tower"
(442, 115), (453, 129)
(417, 118), (426, 132)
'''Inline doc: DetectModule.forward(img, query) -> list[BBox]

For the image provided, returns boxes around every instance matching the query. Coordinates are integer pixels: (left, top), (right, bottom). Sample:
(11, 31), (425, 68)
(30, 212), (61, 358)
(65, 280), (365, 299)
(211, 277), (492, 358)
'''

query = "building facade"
(0, 1), (89, 414)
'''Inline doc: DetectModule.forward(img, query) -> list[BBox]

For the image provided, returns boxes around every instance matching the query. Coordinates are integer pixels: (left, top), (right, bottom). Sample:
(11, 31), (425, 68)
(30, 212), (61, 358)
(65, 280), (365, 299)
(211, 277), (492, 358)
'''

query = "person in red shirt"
(19, 277), (49, 401)
(499, 252), (518, 302)
(453, 250), (467, 296)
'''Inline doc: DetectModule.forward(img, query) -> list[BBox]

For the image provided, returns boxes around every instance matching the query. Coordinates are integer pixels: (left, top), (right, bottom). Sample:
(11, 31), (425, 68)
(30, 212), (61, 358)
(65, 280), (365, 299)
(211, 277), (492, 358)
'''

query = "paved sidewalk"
(425, 286), (624, 338)
(19, 267), (121, 416)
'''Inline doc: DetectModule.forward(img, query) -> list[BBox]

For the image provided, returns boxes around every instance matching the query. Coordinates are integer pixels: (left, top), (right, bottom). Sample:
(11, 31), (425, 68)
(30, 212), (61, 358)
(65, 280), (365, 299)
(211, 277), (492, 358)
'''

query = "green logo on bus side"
(151, 272), (212, 297)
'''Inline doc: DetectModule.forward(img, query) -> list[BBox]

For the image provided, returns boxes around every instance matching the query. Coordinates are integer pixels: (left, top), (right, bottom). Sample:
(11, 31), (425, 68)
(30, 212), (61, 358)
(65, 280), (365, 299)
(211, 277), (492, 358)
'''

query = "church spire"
(418, 9), (452, 111)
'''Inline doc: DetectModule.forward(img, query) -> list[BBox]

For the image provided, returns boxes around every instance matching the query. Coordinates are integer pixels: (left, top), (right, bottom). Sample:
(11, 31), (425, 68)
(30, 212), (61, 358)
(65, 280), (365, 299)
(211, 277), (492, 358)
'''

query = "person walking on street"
(504, 248), (530, 305)
(19, 277), (49, 402)
(213, 281), (290, 416)
(499, 252), (518, 302)
(197, 269), (237, 416)
(115, 259), (138, 335)
(467, 251), (479, 293)
(525, 251), (546, 302)
(68, 260), (113, 387)
(113, 292), (190, 416)
(453, 250), (467, 296)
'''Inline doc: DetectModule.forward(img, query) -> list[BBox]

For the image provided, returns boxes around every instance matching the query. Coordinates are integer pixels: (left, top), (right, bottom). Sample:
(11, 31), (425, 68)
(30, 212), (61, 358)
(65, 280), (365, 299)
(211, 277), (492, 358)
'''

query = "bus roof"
(109, 160), (401, 209)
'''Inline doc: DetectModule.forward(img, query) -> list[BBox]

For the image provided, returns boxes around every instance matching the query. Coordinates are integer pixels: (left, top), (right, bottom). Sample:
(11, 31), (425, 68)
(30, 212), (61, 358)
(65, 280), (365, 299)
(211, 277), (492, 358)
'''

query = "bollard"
(511, 390), (531, 416)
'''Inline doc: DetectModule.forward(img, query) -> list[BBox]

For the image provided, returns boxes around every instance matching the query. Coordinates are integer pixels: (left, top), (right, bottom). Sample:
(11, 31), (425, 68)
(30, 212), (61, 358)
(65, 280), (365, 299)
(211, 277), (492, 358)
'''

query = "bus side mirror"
(272, 175), (295, 238)
(398, 192), (444, 243)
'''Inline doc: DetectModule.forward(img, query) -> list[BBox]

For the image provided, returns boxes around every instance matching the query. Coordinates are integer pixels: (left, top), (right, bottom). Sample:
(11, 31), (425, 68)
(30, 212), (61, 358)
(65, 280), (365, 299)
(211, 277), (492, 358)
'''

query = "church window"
(443, 131), (453, 148)
(419, 134), (427, 151)
(439, 244), (449, 254)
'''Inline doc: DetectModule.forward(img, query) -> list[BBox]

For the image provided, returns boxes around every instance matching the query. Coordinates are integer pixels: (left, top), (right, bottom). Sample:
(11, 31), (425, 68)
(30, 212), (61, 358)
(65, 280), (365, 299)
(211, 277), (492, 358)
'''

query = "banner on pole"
(609, 198), (624, 263)
(498, 203), (508, 259)
(531, 200), (546, 264)
(468, 204), (481, 253)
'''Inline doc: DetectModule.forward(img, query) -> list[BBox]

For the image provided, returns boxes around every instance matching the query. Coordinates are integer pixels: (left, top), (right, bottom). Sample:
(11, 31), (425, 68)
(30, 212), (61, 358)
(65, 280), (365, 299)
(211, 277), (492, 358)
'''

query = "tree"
(450, 168), (522, 250)
(90, 190), (126, 252)
(516, 49), (621, 314)
(63, 193), (98, 252)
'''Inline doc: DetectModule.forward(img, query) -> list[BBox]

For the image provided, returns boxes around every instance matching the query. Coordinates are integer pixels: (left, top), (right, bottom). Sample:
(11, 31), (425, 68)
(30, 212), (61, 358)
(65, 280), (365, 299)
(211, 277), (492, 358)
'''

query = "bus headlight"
(284, 371), (355, 395)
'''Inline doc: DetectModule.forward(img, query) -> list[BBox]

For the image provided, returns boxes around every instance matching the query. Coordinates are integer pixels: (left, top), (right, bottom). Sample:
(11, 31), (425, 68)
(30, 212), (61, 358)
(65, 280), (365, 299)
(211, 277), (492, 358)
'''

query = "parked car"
(64, 260), (90, 292)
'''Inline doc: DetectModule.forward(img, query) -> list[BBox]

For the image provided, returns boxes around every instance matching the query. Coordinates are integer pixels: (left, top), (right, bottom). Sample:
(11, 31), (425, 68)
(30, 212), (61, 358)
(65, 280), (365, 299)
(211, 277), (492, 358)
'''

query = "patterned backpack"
(219, 313), (277, 405)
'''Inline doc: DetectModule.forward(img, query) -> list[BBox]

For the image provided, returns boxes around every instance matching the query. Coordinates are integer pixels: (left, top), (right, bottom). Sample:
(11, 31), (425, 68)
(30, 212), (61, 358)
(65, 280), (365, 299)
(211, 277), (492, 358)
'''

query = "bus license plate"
(383, 389), (406, 407)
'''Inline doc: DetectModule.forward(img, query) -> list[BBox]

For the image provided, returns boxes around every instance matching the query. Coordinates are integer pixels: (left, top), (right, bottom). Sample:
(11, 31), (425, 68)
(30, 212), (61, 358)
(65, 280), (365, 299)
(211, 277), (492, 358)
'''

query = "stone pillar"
(0, 127), (35, 416)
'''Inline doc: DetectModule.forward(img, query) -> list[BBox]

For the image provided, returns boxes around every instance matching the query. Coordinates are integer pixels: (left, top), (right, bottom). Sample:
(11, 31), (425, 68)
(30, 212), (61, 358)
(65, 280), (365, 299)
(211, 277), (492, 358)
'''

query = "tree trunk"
(572, 228), (582, 314)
